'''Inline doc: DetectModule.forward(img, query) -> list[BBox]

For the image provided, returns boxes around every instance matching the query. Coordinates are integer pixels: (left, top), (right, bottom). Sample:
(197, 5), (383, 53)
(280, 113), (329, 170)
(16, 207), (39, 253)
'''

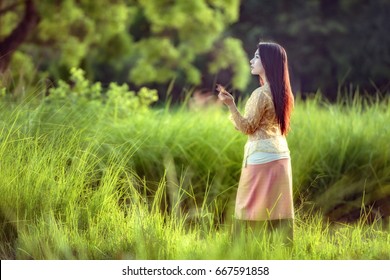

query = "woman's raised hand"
(216, 84), (235, 107)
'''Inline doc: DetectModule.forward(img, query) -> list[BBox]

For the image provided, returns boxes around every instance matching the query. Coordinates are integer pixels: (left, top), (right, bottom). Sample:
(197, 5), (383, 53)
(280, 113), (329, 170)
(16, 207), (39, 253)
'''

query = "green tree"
(0, 0), (249, 93)
(0, 0), (39, 72)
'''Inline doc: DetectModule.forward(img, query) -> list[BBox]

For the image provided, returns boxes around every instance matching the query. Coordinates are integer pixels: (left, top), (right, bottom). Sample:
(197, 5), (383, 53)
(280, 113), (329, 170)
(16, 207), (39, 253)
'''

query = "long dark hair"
(258, 42), (294, 135)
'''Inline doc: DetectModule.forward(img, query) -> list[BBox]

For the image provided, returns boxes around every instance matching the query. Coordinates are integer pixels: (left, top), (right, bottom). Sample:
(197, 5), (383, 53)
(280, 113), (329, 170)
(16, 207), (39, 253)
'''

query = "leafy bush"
(46, 67), (158, 117)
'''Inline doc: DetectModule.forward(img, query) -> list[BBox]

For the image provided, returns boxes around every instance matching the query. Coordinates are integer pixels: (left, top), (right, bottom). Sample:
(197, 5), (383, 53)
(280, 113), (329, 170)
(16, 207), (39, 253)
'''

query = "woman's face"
(250, 49), (264, 76)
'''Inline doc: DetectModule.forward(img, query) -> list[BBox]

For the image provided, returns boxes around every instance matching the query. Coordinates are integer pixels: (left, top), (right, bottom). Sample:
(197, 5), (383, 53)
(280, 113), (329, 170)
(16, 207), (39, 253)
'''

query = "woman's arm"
(217, 84), (267, 135)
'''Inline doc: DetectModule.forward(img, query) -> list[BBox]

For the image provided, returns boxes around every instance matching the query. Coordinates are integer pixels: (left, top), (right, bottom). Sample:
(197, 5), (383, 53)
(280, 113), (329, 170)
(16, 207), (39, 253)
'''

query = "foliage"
(1, 0), (389, 100)
(0, 0), (248, 91)
(46, 67), (158, 117)
(208, 38), (250, 90)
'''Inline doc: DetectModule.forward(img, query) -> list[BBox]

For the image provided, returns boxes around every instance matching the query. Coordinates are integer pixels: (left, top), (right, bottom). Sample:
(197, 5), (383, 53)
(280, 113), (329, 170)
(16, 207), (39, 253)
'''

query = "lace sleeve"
(229, 87), (269, 135)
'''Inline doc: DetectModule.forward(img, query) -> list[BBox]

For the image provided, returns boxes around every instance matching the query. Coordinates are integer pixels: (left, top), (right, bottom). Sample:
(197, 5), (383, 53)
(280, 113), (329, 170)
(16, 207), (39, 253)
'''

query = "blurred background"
(0, 0), (389, 101)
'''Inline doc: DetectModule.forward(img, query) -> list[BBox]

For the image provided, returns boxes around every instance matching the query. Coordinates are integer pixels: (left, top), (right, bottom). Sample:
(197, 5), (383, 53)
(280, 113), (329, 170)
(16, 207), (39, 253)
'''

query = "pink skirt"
(235, 159), (294, 221)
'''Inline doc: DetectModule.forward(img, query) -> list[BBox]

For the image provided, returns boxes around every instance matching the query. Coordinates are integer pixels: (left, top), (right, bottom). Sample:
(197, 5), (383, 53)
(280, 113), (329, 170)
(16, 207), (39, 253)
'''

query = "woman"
(217, 42), (294, 240)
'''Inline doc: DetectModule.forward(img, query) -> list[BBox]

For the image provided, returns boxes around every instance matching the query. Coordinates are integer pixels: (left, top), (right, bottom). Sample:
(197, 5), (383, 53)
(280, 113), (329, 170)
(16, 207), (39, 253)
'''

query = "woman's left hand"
(216, 84), (235, 107)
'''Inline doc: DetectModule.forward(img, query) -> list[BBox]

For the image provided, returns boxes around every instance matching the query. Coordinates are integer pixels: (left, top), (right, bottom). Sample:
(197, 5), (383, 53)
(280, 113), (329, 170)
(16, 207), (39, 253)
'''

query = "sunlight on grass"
(0, 92), (389, 259)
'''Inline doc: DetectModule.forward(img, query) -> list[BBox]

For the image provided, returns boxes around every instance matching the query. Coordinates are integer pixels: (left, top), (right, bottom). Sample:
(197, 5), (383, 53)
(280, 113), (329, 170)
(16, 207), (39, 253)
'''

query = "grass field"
(0, 88), (389, 259)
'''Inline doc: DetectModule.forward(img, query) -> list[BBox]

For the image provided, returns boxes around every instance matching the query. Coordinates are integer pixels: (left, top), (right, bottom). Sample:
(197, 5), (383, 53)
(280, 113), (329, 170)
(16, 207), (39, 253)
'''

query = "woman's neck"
(259, 75), (269, 86)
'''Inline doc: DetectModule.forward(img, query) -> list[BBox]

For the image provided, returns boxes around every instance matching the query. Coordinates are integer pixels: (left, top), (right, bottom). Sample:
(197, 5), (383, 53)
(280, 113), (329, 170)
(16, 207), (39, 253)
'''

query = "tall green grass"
(0, 92), (389, 259)
(290, 94), (390, 221)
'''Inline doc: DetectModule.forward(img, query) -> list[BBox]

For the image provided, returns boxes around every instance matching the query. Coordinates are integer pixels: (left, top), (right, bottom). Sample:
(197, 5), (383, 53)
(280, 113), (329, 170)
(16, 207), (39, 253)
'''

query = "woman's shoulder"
(252, 84), (272, 100)
(261, 83), (272, 94)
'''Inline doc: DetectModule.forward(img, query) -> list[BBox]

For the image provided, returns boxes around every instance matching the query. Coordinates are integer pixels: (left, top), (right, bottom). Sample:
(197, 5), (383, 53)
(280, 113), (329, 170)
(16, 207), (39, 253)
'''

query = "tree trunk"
(0, 0), (39, 72)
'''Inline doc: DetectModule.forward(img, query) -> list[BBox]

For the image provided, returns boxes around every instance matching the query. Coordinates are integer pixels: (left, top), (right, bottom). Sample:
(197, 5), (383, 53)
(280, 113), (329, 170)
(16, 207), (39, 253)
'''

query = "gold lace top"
(229, 83), (290, 154)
